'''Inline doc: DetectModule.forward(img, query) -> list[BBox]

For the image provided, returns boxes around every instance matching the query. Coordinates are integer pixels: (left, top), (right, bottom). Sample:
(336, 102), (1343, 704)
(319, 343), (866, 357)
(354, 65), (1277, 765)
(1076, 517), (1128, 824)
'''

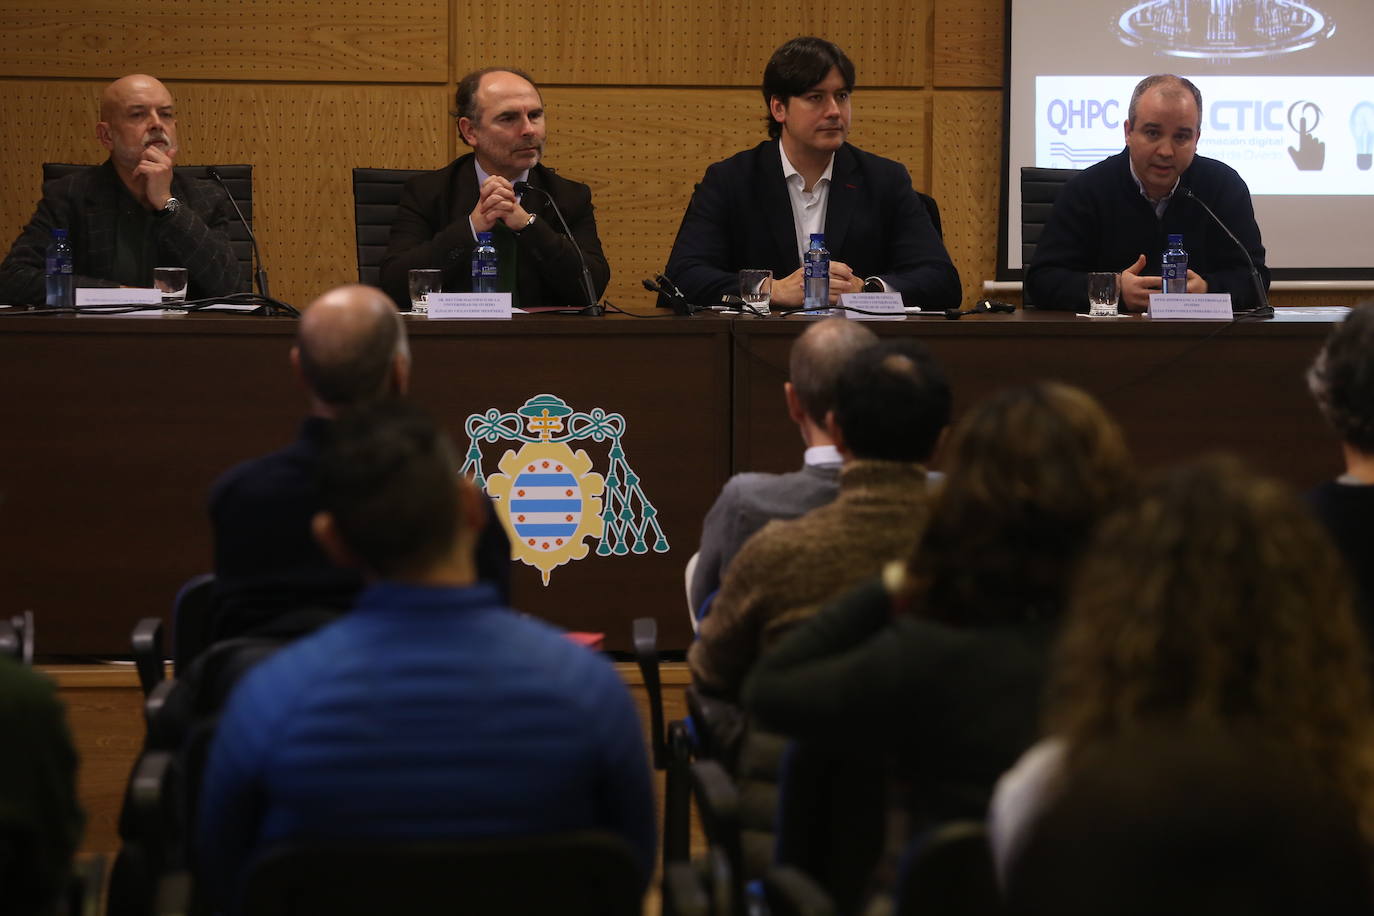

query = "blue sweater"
(197, 581), (656, 905)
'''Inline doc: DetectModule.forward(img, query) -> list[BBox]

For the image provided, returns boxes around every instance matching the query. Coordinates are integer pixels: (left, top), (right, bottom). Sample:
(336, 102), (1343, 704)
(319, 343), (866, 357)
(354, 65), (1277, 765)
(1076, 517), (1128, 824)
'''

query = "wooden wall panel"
(0, 0), (448, 83)
(932, 91), (1003, 307)
(933, 0), (1004, 87)
(548, 88), (929, 312)
(457, 0), (927, 87)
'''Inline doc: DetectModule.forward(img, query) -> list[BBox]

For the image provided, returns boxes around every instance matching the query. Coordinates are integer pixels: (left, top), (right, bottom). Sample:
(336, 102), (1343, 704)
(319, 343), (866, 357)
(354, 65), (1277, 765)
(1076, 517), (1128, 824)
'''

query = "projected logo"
(462, 394), (669, 585)
(1117, 0), (1335, 59)
(1288, 101), (1325, 170)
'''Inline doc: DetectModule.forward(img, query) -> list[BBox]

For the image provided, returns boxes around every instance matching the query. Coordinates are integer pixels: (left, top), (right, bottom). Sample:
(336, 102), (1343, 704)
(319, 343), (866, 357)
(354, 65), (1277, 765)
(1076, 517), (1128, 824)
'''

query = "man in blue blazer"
(665, 37), (961, 310)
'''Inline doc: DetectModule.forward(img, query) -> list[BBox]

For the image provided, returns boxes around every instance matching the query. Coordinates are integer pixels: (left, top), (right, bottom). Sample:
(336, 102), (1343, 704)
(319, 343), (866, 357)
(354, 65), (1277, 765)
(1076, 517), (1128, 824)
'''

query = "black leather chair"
(239, 831), (644, 916)
(41, 163), (255, 277)
(0, 610), (33, 664)
(917, 190), (945, 240)
(692, 760), (747, 916)
(1019, 166), (1081, 270)
(351, 167), (424, 287)
(894, 821), (999, 916)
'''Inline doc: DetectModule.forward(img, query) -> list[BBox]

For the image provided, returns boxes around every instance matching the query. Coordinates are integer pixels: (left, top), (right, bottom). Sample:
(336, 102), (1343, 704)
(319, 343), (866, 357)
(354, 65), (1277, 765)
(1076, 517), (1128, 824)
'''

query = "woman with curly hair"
(744, 381), (1134, 825)
(991, 455), (1374, 881)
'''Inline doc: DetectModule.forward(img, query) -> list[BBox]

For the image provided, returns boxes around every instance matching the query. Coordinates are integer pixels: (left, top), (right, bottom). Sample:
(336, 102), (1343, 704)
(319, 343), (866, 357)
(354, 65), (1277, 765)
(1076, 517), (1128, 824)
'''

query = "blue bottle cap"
(809, 233), (825, 246)
(477, 231), (493, 243)
(52, 228), (68, 240)
(1167, 234), (1183, 246)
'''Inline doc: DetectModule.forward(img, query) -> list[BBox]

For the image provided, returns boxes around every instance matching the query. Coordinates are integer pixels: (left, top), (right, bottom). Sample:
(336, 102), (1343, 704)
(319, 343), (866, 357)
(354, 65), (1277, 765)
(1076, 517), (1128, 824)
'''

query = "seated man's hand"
(772, 267), (806, 307)
(1185, 269), (1208, 294)
(1119, 254), (1159, 312)
(827, 260), (864, 304)
(134, 144), (177, 211)
(471, 176), (528, 234)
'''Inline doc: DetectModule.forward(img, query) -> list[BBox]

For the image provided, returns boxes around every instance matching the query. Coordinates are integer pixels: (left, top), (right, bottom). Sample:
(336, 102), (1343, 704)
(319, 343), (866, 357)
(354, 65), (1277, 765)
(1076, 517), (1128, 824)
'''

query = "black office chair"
(1019, 167), (1081, 305)
(0, 610), (33, 664)
(894, 821), (999, 916)
(351, 167), (424, 287)
(41, 163), (255, 278)
(917, 190), (945, 240)
(239, 831), (644, 916)
(692, 760), (747, 916)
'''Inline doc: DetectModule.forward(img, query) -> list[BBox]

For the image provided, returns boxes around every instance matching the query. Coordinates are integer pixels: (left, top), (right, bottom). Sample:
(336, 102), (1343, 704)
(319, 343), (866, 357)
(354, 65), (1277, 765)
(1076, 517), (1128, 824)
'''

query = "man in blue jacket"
(197, 401), (656, 909)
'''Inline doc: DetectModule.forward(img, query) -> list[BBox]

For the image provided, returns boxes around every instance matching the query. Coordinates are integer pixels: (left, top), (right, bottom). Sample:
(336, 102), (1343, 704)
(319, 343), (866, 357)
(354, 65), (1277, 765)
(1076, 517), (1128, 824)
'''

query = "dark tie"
(491, 222), (520, 309)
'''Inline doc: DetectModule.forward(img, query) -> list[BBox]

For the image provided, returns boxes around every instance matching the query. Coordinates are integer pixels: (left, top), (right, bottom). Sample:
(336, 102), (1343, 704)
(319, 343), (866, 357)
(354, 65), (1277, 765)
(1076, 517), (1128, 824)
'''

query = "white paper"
(1148, 293), (1234, 320)
(76, 288), (163, 306)
(839, 292), (906, 320)
(426, 293), (513, 320)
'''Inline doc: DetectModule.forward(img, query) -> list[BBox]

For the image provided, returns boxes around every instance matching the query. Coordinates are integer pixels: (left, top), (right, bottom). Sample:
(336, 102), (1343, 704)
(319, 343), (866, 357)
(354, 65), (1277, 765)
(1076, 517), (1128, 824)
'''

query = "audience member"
(664, 37), (960, 309)
(689, 318), (878, 613)
(688, 338), (950, 701)
(1002, 726), (1374, 916)
(197, 401), (655, 909)
(208, 283), (509, 642)
(380, 67), (609, 310)
(0, 656), (84, 916)
(990, 455), (1374, 876)
(0, 74), (244, 305)
(745, 382), (1132, 823)
(1307, 301), (1374, 630)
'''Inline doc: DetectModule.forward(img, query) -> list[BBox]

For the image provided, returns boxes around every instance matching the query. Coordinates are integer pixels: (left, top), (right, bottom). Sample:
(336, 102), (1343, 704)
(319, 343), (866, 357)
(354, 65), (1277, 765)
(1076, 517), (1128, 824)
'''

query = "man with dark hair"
(689, 318), (878, 612)
(197, 401), (656, 908)
(1306, 302), (1374, 629)
(0, 74), (244, 305)
(664, 37), (960, 310)
(688, 338), (949, 699)
(379, 67), (608, 310)
(1026, 74), (1268, 312)
(207, 283), (509, 640)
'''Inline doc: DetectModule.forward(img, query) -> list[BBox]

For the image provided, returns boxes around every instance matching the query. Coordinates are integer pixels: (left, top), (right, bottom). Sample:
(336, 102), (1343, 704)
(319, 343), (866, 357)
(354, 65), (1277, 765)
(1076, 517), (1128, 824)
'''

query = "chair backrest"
(1019, 166), (1080, 267)
(352, 167), (424, 286)
(0, 611), (32, 664)
(895, 821), (999, 916)
(41, 163), (254, 275)
(239, 831), (644, 916)
(691, 759), (746, 916)
(172, 572), (217, 675)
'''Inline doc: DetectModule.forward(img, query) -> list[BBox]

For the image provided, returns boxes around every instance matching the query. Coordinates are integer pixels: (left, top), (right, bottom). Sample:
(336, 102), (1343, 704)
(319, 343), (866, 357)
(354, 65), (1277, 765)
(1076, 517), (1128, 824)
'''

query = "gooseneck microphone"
(642, 273), (702, 315)
(206, 167), (270, 298)
(1181, 187), (1272, 318)
(513, 180), (602, 316)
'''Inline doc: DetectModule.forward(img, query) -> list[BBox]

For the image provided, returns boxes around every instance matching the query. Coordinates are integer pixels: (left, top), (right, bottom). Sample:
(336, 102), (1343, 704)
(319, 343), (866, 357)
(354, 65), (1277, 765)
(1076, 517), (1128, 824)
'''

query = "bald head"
(97, 74), (178, 173)
(789, 318), (879, 426)
(296, 285), (409, 409)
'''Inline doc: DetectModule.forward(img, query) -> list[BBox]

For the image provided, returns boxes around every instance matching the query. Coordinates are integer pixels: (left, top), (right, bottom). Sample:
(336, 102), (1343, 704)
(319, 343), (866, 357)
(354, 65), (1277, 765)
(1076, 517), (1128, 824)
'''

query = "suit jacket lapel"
(759, 141), (803, 269)
(824, 144), (858, 257)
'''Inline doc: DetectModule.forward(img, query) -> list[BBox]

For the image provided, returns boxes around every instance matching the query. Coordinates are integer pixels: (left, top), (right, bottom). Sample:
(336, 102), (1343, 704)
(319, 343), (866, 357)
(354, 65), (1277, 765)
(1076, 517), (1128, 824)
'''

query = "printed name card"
(1148, 293), (1233, 320)
(76, 288), (163, 306)
(427, 293), (513, 320)
(839, 292), (906, 320)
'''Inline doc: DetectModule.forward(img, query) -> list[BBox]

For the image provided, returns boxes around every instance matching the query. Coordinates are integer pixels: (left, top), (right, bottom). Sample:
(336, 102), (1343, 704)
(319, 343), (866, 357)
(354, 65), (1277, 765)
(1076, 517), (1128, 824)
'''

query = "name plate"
(1148, 293), (1233, 320)
(426, 293), (512, 320)
(76, 288), (163, 306)
(839, 292), (906, 320)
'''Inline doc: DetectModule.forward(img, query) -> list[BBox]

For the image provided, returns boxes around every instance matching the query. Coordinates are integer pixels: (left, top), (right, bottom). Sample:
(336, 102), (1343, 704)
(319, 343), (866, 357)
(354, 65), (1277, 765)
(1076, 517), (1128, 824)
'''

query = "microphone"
(206, 168), (270, 298)
(1181, 187), (1272, 318)
(642, 273), (701, 315)
(513, 180), (602, 316)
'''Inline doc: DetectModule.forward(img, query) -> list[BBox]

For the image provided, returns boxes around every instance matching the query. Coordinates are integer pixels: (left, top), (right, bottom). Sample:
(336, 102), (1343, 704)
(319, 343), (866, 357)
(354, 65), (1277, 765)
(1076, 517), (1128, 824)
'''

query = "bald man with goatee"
(0, 74), (244, 306)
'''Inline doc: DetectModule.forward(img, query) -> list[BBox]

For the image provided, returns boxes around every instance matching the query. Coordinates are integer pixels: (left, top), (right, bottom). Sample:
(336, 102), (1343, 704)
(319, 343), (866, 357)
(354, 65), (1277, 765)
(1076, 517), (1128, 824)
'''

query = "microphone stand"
(1182, 187), (1273, 319)
(206, 168), (271, 298)
(514, 181), (602, 316)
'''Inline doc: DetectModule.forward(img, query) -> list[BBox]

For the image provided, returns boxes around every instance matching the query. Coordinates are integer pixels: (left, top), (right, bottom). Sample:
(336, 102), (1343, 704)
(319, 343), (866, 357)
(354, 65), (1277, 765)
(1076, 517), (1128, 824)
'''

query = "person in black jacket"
(379, 67), (609, 310)
(1026, 74), (1268, 312)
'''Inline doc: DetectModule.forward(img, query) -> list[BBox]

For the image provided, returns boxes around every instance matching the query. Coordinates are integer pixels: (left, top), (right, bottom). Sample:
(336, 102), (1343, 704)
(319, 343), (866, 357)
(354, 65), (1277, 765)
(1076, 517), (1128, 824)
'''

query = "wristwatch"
(862, 277), (884, 293)
(514, 213), (537, 234)
(160, 197), (183, 217)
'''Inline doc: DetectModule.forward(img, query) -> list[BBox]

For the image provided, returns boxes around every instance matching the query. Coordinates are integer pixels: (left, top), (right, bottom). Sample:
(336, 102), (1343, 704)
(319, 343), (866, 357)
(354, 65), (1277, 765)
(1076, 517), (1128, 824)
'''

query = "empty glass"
(154, 267), (188, 304)
(1087, 272), (1120, 317)
(408, 269), (443, 314)
(739, 269), (773, 312)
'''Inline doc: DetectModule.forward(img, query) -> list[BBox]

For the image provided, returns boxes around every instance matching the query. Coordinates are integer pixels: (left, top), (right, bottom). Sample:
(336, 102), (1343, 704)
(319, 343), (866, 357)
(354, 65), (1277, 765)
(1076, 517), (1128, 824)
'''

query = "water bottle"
(803, 233), (830, 314)
(472, 231), (499, 294)
(45, 228), (73, 308)
(1162, 233), (1188, 294)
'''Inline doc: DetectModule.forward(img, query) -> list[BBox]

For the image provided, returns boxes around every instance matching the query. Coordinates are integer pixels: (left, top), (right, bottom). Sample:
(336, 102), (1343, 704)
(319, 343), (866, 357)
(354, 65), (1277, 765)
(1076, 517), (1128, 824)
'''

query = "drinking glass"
(154, 267), (188, 304)
(408, 269), (443, 313)
(739, 269), (773, 312)
(1087, 272), (1120, 317)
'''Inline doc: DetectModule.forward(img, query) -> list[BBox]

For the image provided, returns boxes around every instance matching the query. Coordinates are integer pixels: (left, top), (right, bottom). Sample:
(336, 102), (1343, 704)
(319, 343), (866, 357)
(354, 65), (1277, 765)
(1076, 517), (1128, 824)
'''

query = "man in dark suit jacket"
(379, 67), (609, 311)
(665, 37), (961, 310)
(0, 74), (243, 306)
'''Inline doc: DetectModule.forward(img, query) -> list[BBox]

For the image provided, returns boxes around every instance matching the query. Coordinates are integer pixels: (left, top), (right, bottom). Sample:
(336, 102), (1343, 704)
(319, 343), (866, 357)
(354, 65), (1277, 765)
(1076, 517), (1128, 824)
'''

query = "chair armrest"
(132, 617), (166, 696)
